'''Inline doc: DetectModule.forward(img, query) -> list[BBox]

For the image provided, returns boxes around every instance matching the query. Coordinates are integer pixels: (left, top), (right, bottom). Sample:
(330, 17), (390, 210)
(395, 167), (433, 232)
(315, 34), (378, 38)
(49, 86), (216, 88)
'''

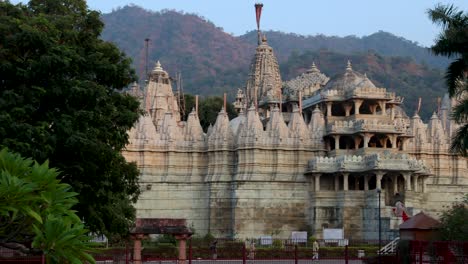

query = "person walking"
(248, 241), (256, 260)
(312, 239), (320, 260)
(210, 240), (218, 260)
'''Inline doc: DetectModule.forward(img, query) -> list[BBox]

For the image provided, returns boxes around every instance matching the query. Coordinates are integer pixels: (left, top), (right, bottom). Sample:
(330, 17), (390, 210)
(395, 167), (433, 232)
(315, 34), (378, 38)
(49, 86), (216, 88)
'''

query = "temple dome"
(325, 61), (376, 92)
(229, 110), (246, 135)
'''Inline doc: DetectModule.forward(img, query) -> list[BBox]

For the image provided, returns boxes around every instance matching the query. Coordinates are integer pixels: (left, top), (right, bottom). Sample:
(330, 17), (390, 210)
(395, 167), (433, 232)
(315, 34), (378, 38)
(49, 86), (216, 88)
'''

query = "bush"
(272, 239), (283, 249)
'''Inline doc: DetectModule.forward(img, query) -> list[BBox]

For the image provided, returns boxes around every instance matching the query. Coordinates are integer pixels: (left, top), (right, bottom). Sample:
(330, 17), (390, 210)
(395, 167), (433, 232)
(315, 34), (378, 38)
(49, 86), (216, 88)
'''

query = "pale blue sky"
(9, 0), (468, 47)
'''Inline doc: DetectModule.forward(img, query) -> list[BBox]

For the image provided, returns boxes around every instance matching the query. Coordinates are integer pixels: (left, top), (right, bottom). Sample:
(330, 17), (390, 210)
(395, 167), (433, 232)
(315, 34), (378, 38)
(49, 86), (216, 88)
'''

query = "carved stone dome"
(325, 61), (376, 92)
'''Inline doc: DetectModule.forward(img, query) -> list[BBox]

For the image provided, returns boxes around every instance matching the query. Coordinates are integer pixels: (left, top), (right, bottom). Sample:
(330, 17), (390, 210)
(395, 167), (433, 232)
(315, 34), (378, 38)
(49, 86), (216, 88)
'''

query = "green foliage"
(428, 4), (468, 156)
(0, 0), (141, 236)
(439, 194), (468, 241)
(198, 96), (237, 131)
(0, 149), (96, 263)
(272, 239), (283, 249)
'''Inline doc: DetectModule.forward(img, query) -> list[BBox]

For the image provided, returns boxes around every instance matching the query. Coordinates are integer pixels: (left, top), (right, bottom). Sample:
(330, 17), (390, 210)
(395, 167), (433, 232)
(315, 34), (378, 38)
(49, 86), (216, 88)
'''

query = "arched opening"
(350, 104), (356, 115)
(339, 136), (354, 150)
(368, 135), (384, 148)
(375, 104), (382, 114)
(386, 138), (392, 148)
(397, 138), (404, 150)
(357, 136), (364, 148)
(349, 174), (364, 190)
(331, 102), (346, 116)
(326, 136), (335, 150)
(397, 174), (405, 194)
(359, 100), (372, 114)
(368, 175), (377, 190)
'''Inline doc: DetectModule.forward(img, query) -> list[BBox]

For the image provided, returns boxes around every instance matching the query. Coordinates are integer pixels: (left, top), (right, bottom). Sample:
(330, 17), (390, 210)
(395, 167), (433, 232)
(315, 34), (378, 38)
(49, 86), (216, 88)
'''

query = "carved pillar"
(315, 174), (321, 191)
(413, 175), (419, 192)
(422, 176), (427, 193)
(326, 102), (332, 117)
(378, 101), (386, 115)
(390, 105), (395, 120)
(343, 103), (352, 116)
(370, 104), (377, 115)
(402, 172), (412, 191)
(354, 99), (363, 115)
(364, 175), (369, 191)
(363, 133), (371, 148)
(132, 234), (145, 264)
(392, 174), (398, 194)
(375, 171), (384, 190)
(175, 234), (190, 264)
(343, 172), (349, 191)
(354, 177), (359, 190)
(335, 174), (340, 191)
(354, 136), (362, 149)
(334, 135), (340, 150)
(391, 135), (398, 149)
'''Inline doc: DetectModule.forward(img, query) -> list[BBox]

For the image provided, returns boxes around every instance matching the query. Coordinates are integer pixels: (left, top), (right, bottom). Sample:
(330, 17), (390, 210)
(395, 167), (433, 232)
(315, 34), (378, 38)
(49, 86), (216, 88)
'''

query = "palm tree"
(428, 4), (468, 155)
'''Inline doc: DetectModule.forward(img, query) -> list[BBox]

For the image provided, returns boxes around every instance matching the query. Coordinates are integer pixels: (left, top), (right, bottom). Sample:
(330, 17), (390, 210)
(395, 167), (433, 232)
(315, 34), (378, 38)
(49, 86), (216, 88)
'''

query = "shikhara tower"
(124, 4), (467, 240)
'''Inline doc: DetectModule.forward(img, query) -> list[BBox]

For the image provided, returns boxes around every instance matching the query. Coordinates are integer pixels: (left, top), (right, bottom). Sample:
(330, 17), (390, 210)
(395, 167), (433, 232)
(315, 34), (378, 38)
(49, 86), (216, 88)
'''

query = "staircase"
(378, 237), (400, 255)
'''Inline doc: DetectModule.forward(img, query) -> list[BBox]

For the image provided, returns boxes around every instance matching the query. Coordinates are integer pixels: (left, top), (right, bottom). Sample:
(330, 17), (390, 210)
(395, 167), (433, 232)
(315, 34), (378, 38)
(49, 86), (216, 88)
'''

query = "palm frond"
(450, 123), (468, 156)
(445, 58), (467, 96)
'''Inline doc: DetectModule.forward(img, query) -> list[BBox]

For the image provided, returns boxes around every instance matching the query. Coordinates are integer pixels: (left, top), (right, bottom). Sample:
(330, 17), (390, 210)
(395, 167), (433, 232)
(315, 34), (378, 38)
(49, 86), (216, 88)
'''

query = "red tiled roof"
(399, 212), (441, 230)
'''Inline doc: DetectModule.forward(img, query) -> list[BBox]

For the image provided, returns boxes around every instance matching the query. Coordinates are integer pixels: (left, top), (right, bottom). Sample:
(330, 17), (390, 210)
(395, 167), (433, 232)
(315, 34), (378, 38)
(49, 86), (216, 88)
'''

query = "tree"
(198, 96), (237, 131)
(0, 0), (141, 236)
(0, 149), (96, 263)
(428, 4), (468, 155)
(439, 194), (468, 241)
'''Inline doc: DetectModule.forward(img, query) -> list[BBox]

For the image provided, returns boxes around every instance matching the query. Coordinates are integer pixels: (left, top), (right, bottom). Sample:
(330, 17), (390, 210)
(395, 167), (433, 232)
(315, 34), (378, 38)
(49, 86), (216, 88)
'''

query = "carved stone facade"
(123, 38), (467, 241)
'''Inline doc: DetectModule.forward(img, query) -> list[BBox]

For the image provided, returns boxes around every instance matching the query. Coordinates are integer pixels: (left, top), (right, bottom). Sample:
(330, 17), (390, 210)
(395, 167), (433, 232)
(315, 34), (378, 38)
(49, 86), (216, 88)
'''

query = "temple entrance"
(130, 218), (192, 264)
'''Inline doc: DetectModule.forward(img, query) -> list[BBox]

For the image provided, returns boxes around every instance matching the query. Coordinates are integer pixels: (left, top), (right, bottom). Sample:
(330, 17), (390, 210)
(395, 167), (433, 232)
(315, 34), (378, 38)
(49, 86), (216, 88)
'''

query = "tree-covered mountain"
(240, 30), (449, 69)
(101, 5), (448, 120)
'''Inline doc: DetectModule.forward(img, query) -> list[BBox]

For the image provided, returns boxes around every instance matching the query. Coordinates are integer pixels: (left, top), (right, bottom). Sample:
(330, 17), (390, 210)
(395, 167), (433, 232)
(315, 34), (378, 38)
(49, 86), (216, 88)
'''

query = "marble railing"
(326, 119), (401, 134)
(308, 152), (431, 174)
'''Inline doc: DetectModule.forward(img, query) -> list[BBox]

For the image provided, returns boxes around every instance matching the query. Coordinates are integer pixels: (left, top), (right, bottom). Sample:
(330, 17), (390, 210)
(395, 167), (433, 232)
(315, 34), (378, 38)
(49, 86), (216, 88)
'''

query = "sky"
(9, 0), (468, 47)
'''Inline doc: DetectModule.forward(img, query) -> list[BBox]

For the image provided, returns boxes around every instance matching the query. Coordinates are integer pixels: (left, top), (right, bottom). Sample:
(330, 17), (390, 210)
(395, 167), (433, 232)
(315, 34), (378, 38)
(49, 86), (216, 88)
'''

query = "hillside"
(101, 5), (448, 120)
(240, 30), (449, 69)
(101, 5), (254, 95)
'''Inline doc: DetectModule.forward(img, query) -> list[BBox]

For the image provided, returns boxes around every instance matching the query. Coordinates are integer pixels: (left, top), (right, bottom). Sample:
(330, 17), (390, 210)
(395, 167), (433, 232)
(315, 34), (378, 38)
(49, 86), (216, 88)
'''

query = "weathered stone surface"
(123, 41), (467, 241)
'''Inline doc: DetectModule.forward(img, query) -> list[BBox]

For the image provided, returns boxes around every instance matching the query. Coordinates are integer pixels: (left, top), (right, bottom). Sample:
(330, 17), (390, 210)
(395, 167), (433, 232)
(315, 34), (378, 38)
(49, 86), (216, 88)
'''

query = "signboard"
(291, 231), (308, 243)
(260, 236), (272, 245)
(323, 228), (343, 240)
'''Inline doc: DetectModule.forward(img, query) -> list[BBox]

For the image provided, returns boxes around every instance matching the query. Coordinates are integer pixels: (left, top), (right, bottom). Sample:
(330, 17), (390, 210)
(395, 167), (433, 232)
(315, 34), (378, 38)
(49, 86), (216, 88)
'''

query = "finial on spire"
(255, 3), (264, 45)
(364, 72), (368, 78)
(346, 60), (352, 71)
(307, 61), (320, 73)
(154, 60), (163, 71)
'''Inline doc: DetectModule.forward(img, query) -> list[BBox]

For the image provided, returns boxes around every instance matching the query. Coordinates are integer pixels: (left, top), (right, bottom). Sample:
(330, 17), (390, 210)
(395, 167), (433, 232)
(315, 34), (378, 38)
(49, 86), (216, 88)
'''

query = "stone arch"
(386, 138), (392, 148)
(349, 174), (364, 190)
(359, 100), (372, 114)
(368, 135), (384, 148)
(354, 135), (364, 149)
(375, 104), (382, 114)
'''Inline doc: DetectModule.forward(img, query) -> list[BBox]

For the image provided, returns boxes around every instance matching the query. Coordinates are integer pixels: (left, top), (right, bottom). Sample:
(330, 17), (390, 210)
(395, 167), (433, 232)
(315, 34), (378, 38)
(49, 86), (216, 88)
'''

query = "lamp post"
(377, 188), (382, 264)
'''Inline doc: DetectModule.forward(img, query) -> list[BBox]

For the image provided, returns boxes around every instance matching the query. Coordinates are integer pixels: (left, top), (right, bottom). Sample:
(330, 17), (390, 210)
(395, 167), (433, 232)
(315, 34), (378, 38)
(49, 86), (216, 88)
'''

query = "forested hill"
(101, 5), (448, 119)
(240, 30), (449, 69)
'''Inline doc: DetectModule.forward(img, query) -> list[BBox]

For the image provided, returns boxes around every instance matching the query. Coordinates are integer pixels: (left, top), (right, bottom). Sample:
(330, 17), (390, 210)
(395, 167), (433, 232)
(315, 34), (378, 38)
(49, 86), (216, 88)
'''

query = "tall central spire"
(246, 3), (282, 111)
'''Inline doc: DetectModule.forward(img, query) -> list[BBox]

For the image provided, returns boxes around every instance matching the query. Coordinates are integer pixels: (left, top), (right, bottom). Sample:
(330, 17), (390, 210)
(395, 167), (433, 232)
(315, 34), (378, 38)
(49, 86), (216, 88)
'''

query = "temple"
(123, 7), (467, 241)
